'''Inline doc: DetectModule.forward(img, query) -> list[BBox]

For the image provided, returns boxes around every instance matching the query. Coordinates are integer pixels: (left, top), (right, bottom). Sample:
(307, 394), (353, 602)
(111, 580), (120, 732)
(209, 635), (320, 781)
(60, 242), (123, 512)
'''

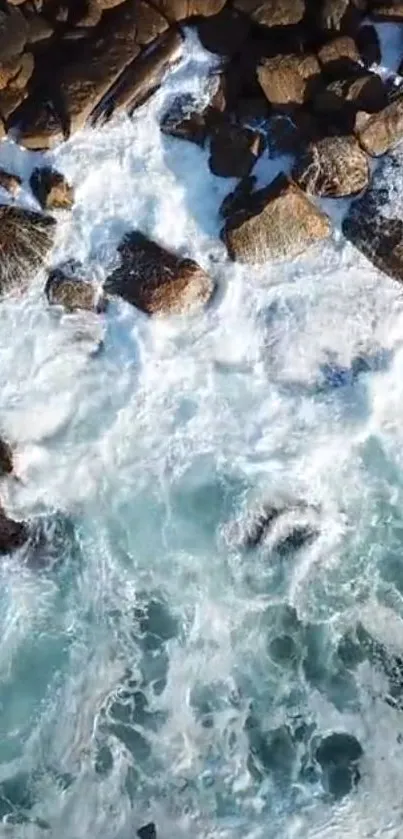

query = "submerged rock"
(293, 136), (369, 197)
(0, 507), (28, 554)
(105, 231), (214, 315)
(30, 167), (73, 211)
(242, 500), (320, 551)
(45, 262), (105, 313)
(137, 824), (157, 839)
(223, 173), (331, 264)
(315, 732), (363, 798)
(0, 206), (56, 296)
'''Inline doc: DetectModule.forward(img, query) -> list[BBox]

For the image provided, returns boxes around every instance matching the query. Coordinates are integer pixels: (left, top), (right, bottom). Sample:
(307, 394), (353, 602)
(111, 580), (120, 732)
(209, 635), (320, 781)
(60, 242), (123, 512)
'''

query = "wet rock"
(0, 85), (27, 121)
(355, 94), (403, 156)
(342, 151), (403, 282)
(160, 94), (207, 146)
(242, 499), (320, 549)
(0, 55), (23, 91)
(223, 173), (331, 264)
(313, 72), (387, 132)
(356, 24), (381, 66)
(293, 135), (369, 197)
(45, 262), (105, 313)
(0, 206), (56, 295)
(9, 52), (34, 91)
(0, 5), (27, 61)
(196, 6), (251, 56)
(257, 53), (321, 108)
(0, 438), (13, 476)
(319, 0), (365, 32)
(370, 2), (403, 20)
(317, 35), (361, 76)
(267, 112), (319, 156)
(105, 231), (214, 315)
(137, 824), (157, 839)
(24, 12), (54, 44)
(30, 167), (73, 210)
(187, 0), (227, 14)
(0, 507), (28, 554)
(233, 0), (305, 26)
(276, 524), (318, 554)
(0, 169), (21, 196)
(220, 174), (256, 219)
(209, 122), (264, 178)
(11, 99), (64, 150)
(315, 732), (363, 798)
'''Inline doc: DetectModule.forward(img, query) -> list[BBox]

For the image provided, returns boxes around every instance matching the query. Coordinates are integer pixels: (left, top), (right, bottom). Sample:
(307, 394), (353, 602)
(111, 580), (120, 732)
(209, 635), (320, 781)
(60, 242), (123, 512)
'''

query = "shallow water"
(1, 26), (403, 839)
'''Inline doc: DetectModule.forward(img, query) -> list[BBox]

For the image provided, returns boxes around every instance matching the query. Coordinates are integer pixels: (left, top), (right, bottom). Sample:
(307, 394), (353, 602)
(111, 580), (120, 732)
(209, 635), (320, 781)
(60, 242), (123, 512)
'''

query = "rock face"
(105, 232), (214, 315)
(30, 167), (74, 211)
(0, 508), (28, 554)
(293, 136), (369, 197)
(45, 262), (105, 313)
(355, 94), (403, 156)
(233, 0), (305, 26)
(342, 151), (403, 283)
(209, 123), (264, 178)
(0, 206), (56, 296)
(257, 54), (321, 108)
(223, 174), (331, 264)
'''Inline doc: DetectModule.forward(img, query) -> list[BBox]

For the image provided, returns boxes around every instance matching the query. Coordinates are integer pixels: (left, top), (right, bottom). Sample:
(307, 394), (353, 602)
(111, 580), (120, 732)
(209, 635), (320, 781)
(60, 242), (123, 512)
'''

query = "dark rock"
(276, 524), (318, 554)
(317, 35), (361, 76)
(257, 53), (321, 108)
(233, 0), (305, 26)
(355, 93), (403, 156)
(0, 169), (21, 196)
(11, 99), (64, 150)
(45, 262), (105, 313)
(0, 438), (13, 476)
(209, 122), (264, 178)
(0, 507), (28, 554)
(137, 823), (157, 839)
(223, 173), (331, 264)
(105, 231), (214, 315)
(0, 86), (28, 121)
(313, 72), (387, 131)
(0, 206), (56, 295)
(268, 111), (319, 155)
(220, 175), (256, 219)
(356, 24), (381, 66)
(315, 732), (363, 798)
(293, 135), (369, 197)
(196, 6), (251, 56)
(24, 11), (54, 44)
(160, 94), (207, 146)
(0, 5), (28, 61)
(242, 500), (320, 548)
(30, 167), (73, 211)
(0, 55), (24, 91)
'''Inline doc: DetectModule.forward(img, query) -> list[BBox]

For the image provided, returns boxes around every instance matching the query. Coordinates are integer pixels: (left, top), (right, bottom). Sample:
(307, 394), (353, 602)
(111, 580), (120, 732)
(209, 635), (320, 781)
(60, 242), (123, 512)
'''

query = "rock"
(105, 231), (214, 315)
(0, 438), (13, 476)
(0, 206), (56, 295)
(268, 112), (319, 156)
(24, 11), (54, 44)
(0, 169), (21, 196)
(220, 174), (256, 219)
(370, 2), (403, 20)
(196, 6), (251, 56)
(92, 28), (183, 122)
(293, 136), (369, 197)
(11, 99), (64, 149)
(223, 173), (331, 264)
(45, 262), (105, 313)
(315, 732), (363, 798)
(160, 94), (207, 146)
(209, 123), (264, 178)
(0, 6), (27, 61)
(342, 151), (403, 282)
(0, 55), (23, 91)
(0, 507), (28, 554)
(96, 0), (127, 8)
(137, 824), (157, 839)
(319, 0), (365, 32)
(356, 24), (381, 66)
(313, 73), (388, 131)
(0, 86), (27, 120)
(233, 0), (305, 26)
(355, 94), (403, 156)
(78, 0), (104, 27)
(257, 54), (321, 109)
(30, 167), (73, 210)
(151, 0), (226, 17)
(317, 35), (361, 76)
(8, 52), (34, 91)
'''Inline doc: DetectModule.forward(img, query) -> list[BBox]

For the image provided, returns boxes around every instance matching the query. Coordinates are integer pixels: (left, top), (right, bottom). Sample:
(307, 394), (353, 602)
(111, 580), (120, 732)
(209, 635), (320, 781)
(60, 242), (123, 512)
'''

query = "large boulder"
(355, 94), (403, 156)
(233, 0), (305, 26)
(0, 206), (56, 296)
(222, 173), (331, 264)
(293, 136), (369, 197)
(209, 123), (264, 178)
(342, 151), (403, 282)
(30, 167), (73, 211)
(257, 54), (321, 108)
(105, 231), (214, 315)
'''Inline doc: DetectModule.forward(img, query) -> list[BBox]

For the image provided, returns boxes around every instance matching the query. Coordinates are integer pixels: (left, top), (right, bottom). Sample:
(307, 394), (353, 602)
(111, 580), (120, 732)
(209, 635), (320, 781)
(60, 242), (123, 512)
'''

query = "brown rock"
(0, 55), (22, 91)
(0, 439), (13, 476)
(96, 0), (127, 7)
(78, 0), (103, 26)
(45, 262), (105, 312)
(356, 94), (403, 155)
(30, 167), (73, 210)
(151, 0), (188, 18)
(0, 206), (56, 295)
(0, 169), (21, 196)
(105, 231), (214, 315)
(209, 123), (264, 178)
(233, 0), (305, 26)
(257, 54), (321, 108)
(161, 95), (207, 145)
(293, 135), (369, 197)
(223, 173), (331, 264)
(0, 86), (27, 120)
(317, 35), (361, 75)
(0, 5), (27, 61)
(370, 2), (403, 20)
(0, 507), (28, 554)
(313, 72), (387, 130)
(319, 0), (366, 32)
(196, 6), (251, 56)
(12, 100), (64, 149)
(8, 51), (34, 90)
(24, 12), (54, 43)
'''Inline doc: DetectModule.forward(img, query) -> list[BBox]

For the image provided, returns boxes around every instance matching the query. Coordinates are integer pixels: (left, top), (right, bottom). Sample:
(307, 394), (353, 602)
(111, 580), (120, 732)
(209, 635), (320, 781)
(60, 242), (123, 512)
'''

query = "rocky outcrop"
(30, 167), (73, 210)
(0, 206), (56, 296)
(233, 0), (305, 26)
(355, 94), (403, 156)
(257, 54), (321, 109)
(342, 152), (403, 283)
(45, 262), (105, 313)
(209, 123), (264, 178)
(223, 174), (331, 264)
(105, 231), (214, 315)
(0, 507), (28, 554)
(293, 136), (369, 197)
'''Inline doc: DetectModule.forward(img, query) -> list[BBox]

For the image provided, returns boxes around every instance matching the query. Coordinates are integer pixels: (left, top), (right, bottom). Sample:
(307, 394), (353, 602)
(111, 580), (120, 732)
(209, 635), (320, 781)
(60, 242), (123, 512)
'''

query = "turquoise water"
(0, 30), (403, 839)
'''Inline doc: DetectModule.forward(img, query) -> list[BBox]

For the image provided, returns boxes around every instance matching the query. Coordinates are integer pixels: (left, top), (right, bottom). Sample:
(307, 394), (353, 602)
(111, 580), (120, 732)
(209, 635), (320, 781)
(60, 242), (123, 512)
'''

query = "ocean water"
(0, 26), (403, 839)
